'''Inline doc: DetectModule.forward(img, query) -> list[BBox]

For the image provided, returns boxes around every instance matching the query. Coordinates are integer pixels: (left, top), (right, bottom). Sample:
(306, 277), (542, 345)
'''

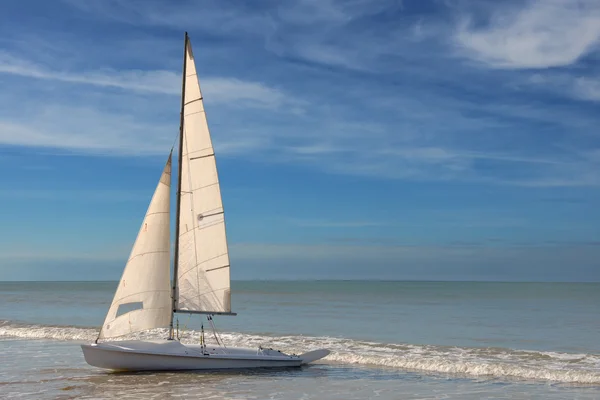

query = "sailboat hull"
(81, 340), (328, 371)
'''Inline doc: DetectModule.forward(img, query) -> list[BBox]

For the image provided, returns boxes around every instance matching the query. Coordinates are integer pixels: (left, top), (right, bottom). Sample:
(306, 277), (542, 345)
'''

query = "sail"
(175, 37), (232, 314)
(99, 155), (173, 339)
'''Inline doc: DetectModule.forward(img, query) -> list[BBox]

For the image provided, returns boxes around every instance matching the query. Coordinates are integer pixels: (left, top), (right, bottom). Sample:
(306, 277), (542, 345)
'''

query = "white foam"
(1, 320), (599, 384)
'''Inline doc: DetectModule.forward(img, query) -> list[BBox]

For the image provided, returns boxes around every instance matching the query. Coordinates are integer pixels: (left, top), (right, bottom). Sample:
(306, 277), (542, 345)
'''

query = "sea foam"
(1, 320), (599, 384)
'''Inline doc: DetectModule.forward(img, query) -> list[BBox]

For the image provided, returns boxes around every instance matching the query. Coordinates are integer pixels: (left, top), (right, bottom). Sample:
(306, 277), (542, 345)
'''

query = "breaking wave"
(1, 320), (599, 384)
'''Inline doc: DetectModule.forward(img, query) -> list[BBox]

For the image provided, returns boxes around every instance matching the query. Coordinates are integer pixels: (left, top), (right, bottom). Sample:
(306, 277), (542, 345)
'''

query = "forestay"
(99, 155), (173, 339)
(175, 38), (232, 314)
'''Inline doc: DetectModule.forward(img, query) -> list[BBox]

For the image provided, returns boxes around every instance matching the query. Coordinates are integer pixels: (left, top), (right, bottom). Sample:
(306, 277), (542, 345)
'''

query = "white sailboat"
(81, 32), (329, 372)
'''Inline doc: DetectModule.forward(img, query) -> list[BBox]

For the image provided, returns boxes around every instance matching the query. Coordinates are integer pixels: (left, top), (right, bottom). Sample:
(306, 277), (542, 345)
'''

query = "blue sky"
(1, 0), (600, 281)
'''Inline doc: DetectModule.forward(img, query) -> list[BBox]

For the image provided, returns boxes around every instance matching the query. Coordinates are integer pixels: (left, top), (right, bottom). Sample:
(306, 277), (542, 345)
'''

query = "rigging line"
(213, 316), (227, 348)
(170, 129), (179, 153)
(208, 316), (220, 346)
(208, 315), (226, 347)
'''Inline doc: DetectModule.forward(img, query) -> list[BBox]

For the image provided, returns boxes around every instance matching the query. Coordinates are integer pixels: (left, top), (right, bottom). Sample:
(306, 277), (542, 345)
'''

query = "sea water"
(1, 281), (599, 399)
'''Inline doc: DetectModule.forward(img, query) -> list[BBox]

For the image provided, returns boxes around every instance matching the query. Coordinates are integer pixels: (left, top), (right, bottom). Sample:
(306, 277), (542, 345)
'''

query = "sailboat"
(81, 33), (329, 371)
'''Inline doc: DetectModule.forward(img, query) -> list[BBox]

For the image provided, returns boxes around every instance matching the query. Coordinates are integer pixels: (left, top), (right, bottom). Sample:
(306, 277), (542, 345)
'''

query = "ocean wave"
(1, 320), (599, 384)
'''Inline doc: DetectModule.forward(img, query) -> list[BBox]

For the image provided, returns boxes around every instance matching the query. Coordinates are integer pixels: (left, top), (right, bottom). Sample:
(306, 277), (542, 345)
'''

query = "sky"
(1, 0), (600, 281)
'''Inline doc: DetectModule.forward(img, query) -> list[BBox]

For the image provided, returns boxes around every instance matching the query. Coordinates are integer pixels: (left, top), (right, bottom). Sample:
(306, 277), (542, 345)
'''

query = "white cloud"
(0, 251), (124, 262)
(286, 218), (386, 228)
(0, 105), (273, 156)
(572, 77), (600, 102)
(0, 51), (293, 109)
(0, 49), (298, 156)
(203, 78), (291, 109)
(0, 107), (172, 155)
(229, 241), (600, 261)
(230, 242), (468, 260)
(0, 2), (598, 187)
(454, 0), (600, 69)
(517, 72), (600, 104)
(0, 189), (150, 202)
(276, 0), (351, 24)
(0, 51), (179, 94)
(62, 0), (273, 37)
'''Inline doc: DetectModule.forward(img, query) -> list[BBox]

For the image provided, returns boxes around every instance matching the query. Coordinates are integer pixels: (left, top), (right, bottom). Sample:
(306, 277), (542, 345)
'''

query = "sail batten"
(174, 36), (232, 315)
(99, 155), (173, 339)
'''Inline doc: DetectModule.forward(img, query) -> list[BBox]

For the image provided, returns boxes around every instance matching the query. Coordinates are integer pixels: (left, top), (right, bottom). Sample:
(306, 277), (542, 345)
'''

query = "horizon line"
(1, 279), (599, 284)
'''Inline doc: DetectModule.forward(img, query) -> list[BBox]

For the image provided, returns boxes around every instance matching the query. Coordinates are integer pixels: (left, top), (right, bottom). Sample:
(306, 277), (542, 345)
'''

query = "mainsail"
(99, 155), (173, 339)
(174, 36), (232, 315)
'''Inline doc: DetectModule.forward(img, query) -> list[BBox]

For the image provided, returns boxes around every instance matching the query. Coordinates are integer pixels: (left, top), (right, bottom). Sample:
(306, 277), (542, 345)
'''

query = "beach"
(1, 281), (600, 399)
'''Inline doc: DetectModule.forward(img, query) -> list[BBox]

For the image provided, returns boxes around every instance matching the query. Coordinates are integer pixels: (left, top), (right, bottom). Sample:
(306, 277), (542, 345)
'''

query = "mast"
(169, 32), (235, 321)
(169, 31), (188, 340)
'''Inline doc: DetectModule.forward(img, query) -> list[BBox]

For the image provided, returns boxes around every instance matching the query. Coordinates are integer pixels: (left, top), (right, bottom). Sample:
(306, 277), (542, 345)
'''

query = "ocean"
(1, 281), (599, 399)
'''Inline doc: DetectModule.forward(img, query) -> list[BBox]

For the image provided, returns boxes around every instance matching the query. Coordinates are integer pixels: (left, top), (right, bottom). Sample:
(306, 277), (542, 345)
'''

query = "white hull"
(81, 340), (329, 371)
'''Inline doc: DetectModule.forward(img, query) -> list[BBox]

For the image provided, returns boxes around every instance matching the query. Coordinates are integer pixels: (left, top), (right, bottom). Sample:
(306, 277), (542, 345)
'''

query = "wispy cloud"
(203, 78), (297, 109)
(224, 241), (600, 281)
(521, 73), (600, 103)
(0, 0), (599, 188)
(571, 76), (600, 102)
(62, 0), (412, 73)
(0, 51), (179, 94)
(230, 242), (474, 260)
(0, 51), (292, 108)
(454, 0), (600, 69)
(2, 1), (600, 282)
(0, 106), (172, 155)
(62, 0), (273, 36)
(0, 189), (151, 202)
(0, 47), (298, 156)
(230, 240), (600, 265)
(287, 218), (386, 228)
(0, 105), (274, 156)
(0, 251), (124, 262)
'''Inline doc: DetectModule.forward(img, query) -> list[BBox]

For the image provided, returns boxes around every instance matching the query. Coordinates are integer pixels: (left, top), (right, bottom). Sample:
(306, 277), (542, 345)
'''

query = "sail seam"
(178, 252), (229, 277)
(109, 290), (171, 308)
(184, 286), (228, 296)
(179, 220), (224, 234)
(181, 288), (227, 301)
(184, 145), (213, 155)
(173, 35), (233, 321)
(99, 152), (172, 341)
(180, 122), (204, 312)
(184, 97), (203, 106)
(174, 310), (236, 316)
(179, 266), (228, 280)
(184, 110), (205, 117)
(188, 182), (220, 191)
(144, 211), (170, 218)
(198, 210), (224, 219)
(178, 287), (229, 309)
(189, 153), (215, 160)
(206, 265), (229, 272)
(126, 250), (169, 264)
